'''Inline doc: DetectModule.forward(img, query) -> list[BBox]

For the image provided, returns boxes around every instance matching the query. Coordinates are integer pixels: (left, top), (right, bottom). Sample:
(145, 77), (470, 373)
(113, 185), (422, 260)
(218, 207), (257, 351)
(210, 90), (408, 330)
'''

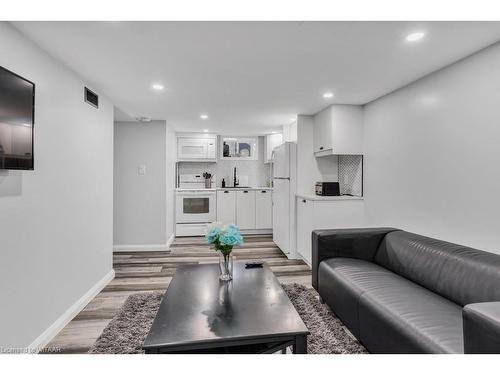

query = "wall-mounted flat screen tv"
(0, 66), (35, 170)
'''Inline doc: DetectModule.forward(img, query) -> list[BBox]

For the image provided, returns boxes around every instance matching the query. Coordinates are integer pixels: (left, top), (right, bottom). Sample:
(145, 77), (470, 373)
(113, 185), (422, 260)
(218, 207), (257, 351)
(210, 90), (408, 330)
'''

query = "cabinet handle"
(302, 199), (306, 203)
(243, 190), (249, 193)
(261, 190), (267, 193)
(224, 191), (229, 193)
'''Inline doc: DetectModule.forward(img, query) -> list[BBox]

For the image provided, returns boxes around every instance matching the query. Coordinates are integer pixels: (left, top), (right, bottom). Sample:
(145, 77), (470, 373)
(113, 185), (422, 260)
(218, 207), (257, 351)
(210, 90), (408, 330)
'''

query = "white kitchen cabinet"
(236, 190), (256, 229)
(216, 189), (273, 231)
(255, 190), (272, 229)
(313, 105), (363, 156)
(264, 133), (283, 163)
(296, 198), (314, 264)
(177, 134), (217, 161)
(217, 190), (236, 224)
(296, 197), (365, 265)
(220, 136), (258, 160)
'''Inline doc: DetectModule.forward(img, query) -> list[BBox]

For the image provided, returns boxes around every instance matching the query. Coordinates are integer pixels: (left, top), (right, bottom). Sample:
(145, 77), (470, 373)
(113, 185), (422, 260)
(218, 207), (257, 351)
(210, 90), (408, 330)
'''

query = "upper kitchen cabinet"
(220, 136), (258, 160)
(264, 133), (283, 163)
(177, 133), (217, 161)
(313, 105), (363, 157)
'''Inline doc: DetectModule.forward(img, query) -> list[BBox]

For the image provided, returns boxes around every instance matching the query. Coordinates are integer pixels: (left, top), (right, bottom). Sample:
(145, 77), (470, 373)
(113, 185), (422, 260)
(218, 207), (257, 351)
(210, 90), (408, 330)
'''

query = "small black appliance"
(315, 182), (340, 196)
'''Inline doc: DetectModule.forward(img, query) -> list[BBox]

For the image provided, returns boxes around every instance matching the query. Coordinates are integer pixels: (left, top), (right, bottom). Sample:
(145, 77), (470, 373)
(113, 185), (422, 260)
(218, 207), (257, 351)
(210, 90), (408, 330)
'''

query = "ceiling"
(11, 21), (500, 134)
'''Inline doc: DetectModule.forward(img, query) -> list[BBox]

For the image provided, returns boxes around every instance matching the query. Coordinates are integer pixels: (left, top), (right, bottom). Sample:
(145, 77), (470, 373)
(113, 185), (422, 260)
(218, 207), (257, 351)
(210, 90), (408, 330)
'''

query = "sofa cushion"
(318, 258), (403, 337)
(375, 231), (500, 306)
(319, 257), (463, 353)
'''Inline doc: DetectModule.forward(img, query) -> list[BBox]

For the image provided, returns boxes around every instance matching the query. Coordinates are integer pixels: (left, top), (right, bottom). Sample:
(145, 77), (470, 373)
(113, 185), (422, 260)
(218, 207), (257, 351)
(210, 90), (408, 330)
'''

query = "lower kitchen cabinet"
(255, 190), (272, 229)
(217, 190), (236, 224)
(236, 190), (256, 229)
(296, 198), (314, 263)
(296, 197), (365, 265)
(216, 189), (273, 230)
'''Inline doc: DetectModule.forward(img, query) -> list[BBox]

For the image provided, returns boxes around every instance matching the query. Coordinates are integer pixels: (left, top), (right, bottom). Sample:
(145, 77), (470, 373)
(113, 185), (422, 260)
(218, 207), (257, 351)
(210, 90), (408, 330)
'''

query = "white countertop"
(176, 187), (272, 191)
(296, 193), (363, 201)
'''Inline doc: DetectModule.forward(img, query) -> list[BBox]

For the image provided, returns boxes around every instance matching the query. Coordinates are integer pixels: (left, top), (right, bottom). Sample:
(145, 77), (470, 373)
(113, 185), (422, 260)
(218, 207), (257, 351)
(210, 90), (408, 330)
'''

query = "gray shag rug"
(88, 283), (367, 354)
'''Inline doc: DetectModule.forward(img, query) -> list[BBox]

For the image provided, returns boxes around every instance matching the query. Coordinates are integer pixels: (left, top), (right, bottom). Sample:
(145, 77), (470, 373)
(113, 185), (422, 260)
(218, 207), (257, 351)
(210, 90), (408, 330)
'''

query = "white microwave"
(177, 136), (216, 160)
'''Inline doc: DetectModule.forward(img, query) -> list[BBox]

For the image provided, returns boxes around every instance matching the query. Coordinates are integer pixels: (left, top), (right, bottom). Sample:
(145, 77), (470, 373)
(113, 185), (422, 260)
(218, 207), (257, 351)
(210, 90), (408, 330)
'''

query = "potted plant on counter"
(206, 223), (244, 281)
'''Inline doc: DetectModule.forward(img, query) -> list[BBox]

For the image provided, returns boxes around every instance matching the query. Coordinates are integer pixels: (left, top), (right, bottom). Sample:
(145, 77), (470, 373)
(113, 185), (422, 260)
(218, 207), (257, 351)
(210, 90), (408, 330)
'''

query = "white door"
(255, 190), (272, 229)
(272, 143), (290, 178)
(217, 190), (236, 225)
(236, 190), (256, 229)
(178, 138), (208, 159)
(272, 179), (290, 253)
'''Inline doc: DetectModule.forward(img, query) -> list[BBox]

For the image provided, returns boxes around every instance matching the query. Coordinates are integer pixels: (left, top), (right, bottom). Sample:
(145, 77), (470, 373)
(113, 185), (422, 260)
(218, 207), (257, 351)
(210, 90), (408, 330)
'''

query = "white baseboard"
(166, 233), (175, 249)
(113, 244), (169, 252)
(296, 252), (311, 266)
(113, 235), (174, 252)
(28, 269), (115, 353)
(241, 229), (273, 235)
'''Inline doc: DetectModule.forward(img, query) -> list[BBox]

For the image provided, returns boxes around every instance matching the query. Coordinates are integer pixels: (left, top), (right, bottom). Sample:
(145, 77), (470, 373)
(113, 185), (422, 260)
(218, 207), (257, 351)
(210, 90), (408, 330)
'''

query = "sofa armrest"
(463, 302), (500, 353)
(311, 227), (399, 290)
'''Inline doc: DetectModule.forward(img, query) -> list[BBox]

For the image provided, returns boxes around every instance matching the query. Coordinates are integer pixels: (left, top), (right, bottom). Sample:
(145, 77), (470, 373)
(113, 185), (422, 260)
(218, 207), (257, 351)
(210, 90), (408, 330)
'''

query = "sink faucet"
(233, 167), (239, 187)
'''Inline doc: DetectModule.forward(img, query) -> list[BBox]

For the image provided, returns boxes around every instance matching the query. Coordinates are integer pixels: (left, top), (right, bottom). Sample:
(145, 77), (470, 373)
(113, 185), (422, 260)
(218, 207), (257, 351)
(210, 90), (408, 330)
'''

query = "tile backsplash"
(177, 136), (271, 188)
(338, 155), (363, 196)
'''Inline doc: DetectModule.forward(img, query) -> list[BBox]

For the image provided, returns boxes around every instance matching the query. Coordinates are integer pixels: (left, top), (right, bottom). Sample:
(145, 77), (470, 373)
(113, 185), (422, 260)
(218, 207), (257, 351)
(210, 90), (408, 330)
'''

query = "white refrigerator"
(272, 142), (297, 257)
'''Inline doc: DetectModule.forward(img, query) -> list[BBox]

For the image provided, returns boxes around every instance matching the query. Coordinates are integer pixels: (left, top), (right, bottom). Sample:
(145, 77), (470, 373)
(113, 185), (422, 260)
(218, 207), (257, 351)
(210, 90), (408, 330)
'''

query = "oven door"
(176, 191), (216, 223)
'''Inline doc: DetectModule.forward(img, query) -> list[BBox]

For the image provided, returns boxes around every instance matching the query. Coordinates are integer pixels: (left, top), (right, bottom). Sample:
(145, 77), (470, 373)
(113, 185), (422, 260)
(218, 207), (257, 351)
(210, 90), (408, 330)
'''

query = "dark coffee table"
(143, 261), (309, 354)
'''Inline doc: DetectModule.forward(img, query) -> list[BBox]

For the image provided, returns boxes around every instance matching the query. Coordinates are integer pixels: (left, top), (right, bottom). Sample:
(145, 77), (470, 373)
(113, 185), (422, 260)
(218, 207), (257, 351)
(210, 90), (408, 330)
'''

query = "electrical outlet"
(138, 165), (146, 176)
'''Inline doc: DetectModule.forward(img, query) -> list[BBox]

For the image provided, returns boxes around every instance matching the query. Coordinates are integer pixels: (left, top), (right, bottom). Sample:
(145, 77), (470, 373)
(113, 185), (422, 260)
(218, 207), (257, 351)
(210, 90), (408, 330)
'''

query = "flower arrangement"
(206, 222), (244, 254)
(206, 222), (244, 281)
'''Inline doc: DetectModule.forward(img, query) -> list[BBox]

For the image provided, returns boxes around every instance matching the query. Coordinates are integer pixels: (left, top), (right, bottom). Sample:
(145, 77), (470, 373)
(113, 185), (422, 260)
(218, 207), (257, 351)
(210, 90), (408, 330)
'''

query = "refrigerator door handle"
(273, 177), (290, 180)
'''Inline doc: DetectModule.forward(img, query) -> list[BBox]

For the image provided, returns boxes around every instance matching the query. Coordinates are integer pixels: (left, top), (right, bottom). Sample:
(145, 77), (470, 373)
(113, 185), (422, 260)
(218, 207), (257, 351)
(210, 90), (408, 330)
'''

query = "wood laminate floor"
(45, 235), (311, 353)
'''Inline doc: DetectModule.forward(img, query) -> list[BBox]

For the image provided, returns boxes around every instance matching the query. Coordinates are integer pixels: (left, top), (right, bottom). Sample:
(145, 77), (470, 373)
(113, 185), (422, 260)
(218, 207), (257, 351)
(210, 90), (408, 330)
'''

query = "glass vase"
(218, 251), (233, 281)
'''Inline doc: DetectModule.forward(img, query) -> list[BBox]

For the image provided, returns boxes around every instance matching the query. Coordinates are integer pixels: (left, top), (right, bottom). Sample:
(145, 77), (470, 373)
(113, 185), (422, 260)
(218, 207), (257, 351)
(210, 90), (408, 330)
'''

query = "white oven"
(176, 190), (216, 224)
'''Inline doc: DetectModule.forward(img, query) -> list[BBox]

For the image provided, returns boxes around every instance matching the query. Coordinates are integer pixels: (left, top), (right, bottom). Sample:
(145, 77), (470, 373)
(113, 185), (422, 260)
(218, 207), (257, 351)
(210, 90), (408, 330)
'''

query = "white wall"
(295, 115), (339, 196)
(114, 121), (167, 247)
(364, 42), (500, 254)
(165, 124), (176, 244)
(0, 23), (114, 347)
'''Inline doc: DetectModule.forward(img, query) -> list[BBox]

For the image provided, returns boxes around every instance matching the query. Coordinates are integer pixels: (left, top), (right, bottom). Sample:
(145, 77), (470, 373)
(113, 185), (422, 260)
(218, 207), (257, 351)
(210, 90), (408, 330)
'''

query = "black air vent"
(84, 87), (99, 108)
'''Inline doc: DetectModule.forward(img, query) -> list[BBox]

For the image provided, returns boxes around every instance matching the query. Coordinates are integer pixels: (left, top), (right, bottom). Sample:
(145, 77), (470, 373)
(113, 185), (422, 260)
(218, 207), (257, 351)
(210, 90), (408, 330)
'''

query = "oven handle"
(177, 191), (216, 196)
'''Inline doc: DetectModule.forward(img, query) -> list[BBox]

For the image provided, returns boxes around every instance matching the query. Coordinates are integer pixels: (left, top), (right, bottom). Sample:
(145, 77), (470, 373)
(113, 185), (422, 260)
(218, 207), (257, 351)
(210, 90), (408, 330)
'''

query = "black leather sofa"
(312, 228), (500, 353)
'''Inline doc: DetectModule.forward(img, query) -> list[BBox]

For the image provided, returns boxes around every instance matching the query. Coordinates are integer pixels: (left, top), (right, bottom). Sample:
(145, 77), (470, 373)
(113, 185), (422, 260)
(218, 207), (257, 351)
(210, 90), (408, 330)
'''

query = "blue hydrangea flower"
(206, 223), (222, 244)
(219, 224), (244, 246)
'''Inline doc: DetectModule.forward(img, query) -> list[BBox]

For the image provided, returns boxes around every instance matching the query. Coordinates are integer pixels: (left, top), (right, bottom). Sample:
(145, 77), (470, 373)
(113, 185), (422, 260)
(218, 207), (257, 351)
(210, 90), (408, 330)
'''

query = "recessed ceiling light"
(203, 129), (209, 133)
(152, 83), (164, 91)
(323, 92), (334, 99)
(406, 32), (425, 42)
(271, 131), (277, 134)
(200, 114), (209, 120)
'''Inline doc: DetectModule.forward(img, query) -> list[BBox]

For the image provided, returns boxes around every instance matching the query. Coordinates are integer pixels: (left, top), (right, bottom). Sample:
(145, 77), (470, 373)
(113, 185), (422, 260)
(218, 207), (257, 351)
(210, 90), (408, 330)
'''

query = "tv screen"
(0, 66), (35, 170)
